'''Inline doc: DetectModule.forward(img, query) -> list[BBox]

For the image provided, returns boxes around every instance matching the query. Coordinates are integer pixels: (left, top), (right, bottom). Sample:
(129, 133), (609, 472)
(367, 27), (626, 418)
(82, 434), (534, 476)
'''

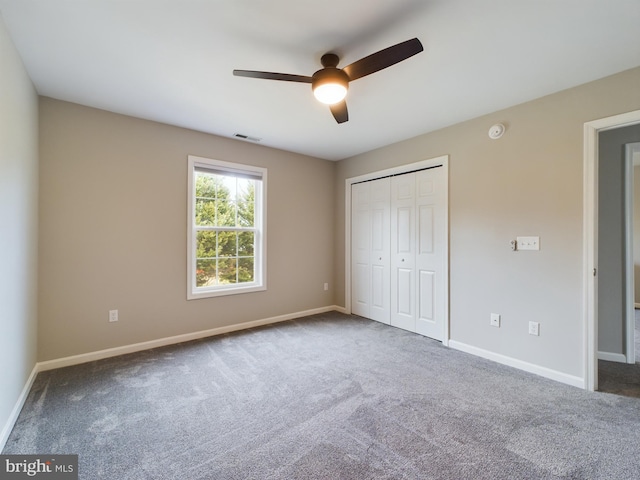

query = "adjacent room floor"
(598, 309), (640, 398)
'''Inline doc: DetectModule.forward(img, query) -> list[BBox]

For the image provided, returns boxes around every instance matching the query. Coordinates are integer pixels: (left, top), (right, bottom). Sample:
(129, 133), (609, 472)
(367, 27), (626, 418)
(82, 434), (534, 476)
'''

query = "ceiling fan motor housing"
(312, 67), (349, 94)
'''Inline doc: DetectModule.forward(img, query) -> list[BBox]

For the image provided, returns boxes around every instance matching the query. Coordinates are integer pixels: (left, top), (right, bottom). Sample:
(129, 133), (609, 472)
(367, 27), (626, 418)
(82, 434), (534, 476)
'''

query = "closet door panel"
(419, 270), (435, 320)
(415, 168), (446, 340)
(391, 175), (415, 331)
(351, 178), (390, 323)
(419, 205), (434, 253)
(351, 182), (370, 317)
(371, 265), (385, 308)
(369, 177), (391, 323)
(397, 269), (412, 312)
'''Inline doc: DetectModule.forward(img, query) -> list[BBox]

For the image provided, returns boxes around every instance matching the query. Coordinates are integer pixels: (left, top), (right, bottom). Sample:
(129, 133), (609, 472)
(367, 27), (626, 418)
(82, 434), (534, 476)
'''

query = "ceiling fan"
(233, 38), (423, 124)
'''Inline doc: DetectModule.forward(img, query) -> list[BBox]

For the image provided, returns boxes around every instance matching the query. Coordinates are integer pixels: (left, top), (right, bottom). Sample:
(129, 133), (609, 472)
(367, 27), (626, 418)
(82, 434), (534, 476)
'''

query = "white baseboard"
(38, 305), (345, 372)
(0, 364), (39, 451)
(448, 340), (585, 389)
(598, 351), (627, 363)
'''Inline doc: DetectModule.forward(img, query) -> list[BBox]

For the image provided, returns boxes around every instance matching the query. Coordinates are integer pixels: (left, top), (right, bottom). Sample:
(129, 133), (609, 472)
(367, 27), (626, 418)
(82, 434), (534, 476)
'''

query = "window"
(187, 155), (266, 299)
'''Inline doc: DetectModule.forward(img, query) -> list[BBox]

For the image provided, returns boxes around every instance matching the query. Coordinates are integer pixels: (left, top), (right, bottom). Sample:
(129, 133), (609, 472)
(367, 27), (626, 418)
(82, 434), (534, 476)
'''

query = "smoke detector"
(488, 123), (505, 139)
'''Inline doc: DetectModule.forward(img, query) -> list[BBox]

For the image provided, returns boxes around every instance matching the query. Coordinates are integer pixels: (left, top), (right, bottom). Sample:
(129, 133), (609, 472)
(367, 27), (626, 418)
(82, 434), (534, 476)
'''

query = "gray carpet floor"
(4, 312), (640, 479)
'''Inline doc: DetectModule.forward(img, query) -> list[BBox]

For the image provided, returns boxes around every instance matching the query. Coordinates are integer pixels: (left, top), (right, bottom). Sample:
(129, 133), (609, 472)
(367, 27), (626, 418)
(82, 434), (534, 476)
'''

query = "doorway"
(598, 141), (640, 397)
(584, 110), (640, 392)
(625, 143), (640, 364)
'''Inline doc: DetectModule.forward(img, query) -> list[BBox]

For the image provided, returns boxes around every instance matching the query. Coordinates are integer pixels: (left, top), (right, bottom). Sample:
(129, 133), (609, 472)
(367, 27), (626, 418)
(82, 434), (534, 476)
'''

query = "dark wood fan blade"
(330, 101), (349, 124)
(343, 38), (423, 81)
(233, 70), (312, 83)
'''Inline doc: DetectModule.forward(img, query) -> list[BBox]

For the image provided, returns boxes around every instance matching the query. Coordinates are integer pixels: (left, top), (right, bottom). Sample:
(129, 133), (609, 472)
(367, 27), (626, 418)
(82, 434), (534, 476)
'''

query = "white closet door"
(390, 174), (416, 331)
(415, 168), (446, 340)
(352, 162), (447, 341)
(351, 182), (371, 318)
(351, 178), (390, 323)
(369, 177), (390, 323)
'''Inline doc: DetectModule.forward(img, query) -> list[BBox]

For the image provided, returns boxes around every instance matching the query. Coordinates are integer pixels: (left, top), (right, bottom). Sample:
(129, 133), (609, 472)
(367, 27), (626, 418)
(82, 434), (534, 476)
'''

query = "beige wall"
(38, 98), (336, 361)
(335, 67), (640, 379)
(0, 15), (39, 443)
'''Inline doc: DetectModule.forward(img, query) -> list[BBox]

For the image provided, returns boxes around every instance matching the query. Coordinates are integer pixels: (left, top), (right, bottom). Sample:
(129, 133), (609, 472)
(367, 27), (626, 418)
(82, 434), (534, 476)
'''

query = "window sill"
(187, 284), (266, 300)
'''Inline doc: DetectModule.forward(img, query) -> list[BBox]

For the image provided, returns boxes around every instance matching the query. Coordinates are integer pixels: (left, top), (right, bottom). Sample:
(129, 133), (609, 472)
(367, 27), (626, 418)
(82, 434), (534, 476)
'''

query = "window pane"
(238, 257), (254, 283)
(195, 172), (217, 198)
(195, 198), (216, 226)
(218, 258), (237, 285)
(218, 231), (237, 257)
(215, 175), (235, 227)
(216, 199), (236, 227)
(237, 179), (255, 227)
(196, 231), (218, 257)
(238, 231), (254, 256)
(196, 259), (216, 287)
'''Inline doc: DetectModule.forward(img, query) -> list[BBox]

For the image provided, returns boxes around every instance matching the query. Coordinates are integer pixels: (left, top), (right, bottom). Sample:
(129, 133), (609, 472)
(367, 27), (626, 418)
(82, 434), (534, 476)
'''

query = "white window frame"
(187, 155), (267, 299)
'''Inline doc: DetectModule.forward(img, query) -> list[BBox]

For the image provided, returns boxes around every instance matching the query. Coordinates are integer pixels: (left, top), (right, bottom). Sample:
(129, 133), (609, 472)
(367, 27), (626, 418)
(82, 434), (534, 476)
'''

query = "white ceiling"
(1, 1), (639, 161)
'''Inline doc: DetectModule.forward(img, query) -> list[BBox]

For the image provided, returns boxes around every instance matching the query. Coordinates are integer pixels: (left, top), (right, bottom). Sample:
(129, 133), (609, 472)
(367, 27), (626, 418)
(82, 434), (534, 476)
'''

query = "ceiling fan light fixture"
(313, 83), (347, 104)
(312, 68), (349, 105)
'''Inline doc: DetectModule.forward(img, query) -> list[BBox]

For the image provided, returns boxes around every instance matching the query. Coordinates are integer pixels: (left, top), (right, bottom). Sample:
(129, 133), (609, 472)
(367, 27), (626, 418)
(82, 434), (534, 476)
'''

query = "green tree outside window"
(195, 172), (256, 287)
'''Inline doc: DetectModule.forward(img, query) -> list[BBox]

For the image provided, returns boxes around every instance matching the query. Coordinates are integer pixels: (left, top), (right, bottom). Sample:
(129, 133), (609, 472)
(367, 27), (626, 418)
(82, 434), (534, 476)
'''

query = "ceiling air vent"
(233, 133), (261, 142)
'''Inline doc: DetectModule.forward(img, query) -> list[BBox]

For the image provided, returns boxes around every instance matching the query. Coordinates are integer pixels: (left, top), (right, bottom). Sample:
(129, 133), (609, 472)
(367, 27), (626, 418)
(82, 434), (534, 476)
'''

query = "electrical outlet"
(324, 283), (329, 291)
(109, 310), (119, 322)
(490, 313), (501, 327)
(528, 321), (540, 336)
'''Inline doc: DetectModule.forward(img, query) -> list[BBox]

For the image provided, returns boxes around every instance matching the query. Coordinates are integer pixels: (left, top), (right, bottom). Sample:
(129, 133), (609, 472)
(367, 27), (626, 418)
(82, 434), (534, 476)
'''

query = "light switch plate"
(517, 236), (540, 251)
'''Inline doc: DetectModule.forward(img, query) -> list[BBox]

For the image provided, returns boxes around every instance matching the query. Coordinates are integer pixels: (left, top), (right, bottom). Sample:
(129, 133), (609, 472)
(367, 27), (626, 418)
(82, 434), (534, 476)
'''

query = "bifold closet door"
(390, 174), (416, 332)
(414, 167), (446, 340)
(351, 178), (390, 323)
(390, 167), (446, 340)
